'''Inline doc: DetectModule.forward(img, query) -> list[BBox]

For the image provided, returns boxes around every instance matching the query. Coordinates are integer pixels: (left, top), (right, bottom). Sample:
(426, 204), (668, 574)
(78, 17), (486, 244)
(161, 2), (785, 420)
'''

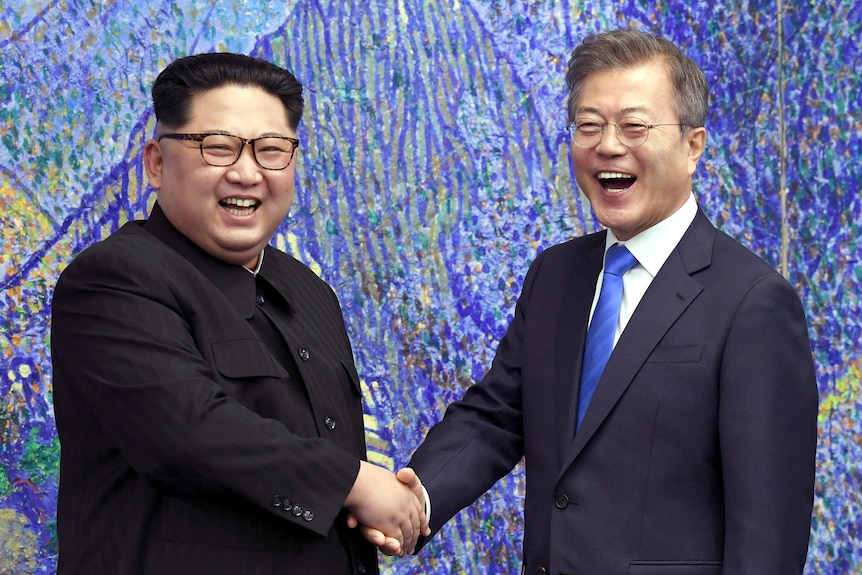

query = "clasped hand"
(344, 463), (430, 556)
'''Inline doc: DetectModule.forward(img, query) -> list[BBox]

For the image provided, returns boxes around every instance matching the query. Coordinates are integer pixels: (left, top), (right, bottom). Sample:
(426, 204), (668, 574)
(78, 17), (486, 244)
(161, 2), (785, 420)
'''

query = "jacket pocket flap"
(212, 339), (288, 379)
(629, 561), (722, 574)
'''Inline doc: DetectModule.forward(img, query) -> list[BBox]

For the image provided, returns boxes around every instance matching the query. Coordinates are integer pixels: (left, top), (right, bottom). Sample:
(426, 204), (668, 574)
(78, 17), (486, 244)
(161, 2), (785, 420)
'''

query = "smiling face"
(144, 85), (297, 268)
(570, 60), (706, 240)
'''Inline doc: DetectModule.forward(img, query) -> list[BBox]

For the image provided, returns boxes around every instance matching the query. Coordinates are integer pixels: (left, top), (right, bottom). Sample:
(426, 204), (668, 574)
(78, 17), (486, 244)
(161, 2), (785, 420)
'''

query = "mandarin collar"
(143, 201), (257, 319)
(256, 245), (298, 313)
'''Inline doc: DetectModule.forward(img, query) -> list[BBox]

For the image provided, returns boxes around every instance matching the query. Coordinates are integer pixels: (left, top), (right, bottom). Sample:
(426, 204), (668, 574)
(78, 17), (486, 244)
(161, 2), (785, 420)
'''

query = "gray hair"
(565, 29), (709, 128)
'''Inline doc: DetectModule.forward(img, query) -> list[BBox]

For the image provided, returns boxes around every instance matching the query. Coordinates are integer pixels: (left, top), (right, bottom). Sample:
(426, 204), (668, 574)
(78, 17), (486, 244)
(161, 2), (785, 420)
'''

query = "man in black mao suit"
(394, 29), (818, 574)
(51, 53), (426, 575)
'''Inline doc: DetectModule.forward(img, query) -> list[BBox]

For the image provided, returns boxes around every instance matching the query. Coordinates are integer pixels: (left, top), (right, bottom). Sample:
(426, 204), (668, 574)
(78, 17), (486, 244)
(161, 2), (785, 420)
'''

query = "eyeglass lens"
(570, 118), (651, 148)
(201, 134), (296, 169)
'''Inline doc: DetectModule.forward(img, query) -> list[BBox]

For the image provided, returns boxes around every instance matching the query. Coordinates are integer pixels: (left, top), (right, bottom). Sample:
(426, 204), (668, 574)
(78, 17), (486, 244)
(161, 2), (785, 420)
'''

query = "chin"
(214, 239), (266, 263)
(594, 211), (634, 235)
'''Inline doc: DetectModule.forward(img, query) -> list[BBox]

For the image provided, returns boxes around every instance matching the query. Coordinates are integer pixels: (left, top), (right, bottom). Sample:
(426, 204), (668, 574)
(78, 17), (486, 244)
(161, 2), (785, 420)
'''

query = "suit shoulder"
(530, 232), (604, 265)
(263, 246), (314, 272)
(58, 221), (161, 277)
(695, 229), (806, 308)
(263, 247), (333, 285)
(540, 231), (605, 258)
(261, 247), (344, 309)
(711, 228), (784, 279)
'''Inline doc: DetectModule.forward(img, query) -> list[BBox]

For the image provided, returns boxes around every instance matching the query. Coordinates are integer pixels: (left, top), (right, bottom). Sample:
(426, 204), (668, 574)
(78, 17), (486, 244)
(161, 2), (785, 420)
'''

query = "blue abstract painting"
(1, 1), (860, 573)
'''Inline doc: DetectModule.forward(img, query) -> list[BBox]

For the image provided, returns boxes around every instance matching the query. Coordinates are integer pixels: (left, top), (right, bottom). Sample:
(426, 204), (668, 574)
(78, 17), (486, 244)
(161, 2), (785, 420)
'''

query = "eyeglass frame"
(565, 117), (689, 149)
(157, 132), (300, 170)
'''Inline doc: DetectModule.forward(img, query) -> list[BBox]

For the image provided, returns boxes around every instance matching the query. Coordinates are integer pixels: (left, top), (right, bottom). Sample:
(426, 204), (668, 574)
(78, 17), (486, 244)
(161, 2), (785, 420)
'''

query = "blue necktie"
(577, 244), (639, 430)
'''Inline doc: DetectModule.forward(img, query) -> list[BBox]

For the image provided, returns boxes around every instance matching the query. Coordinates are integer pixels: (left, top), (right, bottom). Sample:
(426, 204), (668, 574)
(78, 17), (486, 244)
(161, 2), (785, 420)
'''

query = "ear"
(143, 139), (164, 190)
(685, 126), (707, 175)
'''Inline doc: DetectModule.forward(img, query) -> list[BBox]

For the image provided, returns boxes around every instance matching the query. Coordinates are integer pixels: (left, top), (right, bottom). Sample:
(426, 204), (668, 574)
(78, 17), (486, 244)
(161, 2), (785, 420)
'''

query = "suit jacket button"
(303, 510), (314, 522)
(357, 564), (367, 574)
(298, 347), (310, 361)
(537, 567), (548, 575)
(255, 294), (265, 305)
(325, 416), (336, 431)
(271, 495), (282, 507)
(281, 499), (293, 512)
(291, 504), (303, 517)
(555, 494), (569, 509)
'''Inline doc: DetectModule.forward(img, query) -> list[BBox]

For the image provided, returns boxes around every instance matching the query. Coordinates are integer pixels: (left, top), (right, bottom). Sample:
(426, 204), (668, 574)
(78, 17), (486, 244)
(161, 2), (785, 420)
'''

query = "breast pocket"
(645, 345), (703, 363)
(212, 339), (288, 379)
(210, 339), (294, 419)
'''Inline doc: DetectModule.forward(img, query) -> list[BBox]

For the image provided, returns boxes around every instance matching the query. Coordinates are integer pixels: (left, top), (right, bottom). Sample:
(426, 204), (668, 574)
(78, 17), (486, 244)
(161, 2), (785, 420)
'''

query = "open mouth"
(597, 171), (636, 191)
(220, 197), (259, 216)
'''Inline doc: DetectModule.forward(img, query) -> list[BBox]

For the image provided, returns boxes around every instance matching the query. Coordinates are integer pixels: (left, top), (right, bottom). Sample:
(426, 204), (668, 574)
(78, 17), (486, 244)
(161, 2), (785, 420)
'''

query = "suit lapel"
(561, 211), (715, 467)
(554, 235), (606, 462)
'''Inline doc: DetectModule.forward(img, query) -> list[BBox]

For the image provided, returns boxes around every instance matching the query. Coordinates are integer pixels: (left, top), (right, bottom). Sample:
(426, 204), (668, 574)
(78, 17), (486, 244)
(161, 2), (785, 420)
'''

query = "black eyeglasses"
(566, 117), (688, 149)
(158, 133), (300, 170)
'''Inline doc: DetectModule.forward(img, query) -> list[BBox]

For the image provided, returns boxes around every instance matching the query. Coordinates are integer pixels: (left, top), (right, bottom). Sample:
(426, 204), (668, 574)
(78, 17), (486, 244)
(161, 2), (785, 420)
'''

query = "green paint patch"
(18, 427), (60, 486)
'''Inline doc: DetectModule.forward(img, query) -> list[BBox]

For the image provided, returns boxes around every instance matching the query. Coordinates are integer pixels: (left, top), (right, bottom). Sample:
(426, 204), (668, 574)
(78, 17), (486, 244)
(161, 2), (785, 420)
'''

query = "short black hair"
(152, 52), (304, 130)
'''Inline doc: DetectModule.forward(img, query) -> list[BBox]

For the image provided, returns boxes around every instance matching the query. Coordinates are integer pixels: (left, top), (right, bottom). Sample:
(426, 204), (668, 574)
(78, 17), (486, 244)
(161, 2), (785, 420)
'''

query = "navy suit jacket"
(52, 204), (378, 575)
(410, 209), (817, 575)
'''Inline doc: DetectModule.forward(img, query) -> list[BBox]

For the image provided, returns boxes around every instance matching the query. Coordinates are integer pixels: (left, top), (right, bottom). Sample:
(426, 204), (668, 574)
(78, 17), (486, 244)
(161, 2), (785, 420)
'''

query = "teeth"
(597, 172), (635, 179)
(222, 197), (257, 208)
(221, 197), (258, 216)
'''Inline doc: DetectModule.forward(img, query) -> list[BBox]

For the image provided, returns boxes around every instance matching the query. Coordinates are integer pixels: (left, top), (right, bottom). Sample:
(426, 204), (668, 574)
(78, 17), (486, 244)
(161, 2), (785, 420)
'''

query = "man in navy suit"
(51, 52), (426, 575)
(370, 29), (818, 574)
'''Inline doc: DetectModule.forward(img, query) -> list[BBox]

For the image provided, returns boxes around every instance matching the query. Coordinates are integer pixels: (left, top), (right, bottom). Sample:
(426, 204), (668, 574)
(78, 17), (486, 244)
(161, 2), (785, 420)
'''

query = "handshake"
(344, 462), (431, 557)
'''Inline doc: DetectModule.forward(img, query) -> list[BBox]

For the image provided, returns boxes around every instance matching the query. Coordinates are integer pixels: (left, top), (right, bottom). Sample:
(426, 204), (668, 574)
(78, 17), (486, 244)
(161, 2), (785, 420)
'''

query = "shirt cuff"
(422, 484), (432, 525)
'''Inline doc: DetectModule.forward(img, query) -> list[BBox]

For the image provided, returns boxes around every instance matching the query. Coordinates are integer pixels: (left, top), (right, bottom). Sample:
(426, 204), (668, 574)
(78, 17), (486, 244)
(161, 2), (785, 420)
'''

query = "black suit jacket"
(410, 209), (818, 575)
(52, 203), (378, 575)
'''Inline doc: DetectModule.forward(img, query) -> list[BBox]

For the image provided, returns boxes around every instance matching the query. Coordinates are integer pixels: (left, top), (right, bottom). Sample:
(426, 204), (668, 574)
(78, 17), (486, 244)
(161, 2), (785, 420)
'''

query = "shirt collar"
(605, 192), (698, 278)
(244, 249), (265, 276)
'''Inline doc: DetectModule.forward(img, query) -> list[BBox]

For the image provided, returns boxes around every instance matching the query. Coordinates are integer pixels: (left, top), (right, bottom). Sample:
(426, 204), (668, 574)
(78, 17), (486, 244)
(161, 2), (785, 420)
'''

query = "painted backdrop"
(1, 1), (860, 573)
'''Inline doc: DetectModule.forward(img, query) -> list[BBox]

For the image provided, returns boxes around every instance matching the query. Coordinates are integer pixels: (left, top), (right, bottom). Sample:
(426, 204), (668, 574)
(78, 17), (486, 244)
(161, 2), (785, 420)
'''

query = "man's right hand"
(344, 462), (428, 555)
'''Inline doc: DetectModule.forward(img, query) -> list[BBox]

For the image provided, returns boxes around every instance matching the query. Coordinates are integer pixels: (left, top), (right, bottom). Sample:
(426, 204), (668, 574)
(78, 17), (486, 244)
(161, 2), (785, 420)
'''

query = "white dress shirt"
(591, 192), (698, 345)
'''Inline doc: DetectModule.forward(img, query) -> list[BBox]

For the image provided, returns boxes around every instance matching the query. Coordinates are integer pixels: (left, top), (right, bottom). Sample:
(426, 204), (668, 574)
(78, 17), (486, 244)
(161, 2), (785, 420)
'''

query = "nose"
(594, 124), (626, 155)
(225, 143), (263, 185)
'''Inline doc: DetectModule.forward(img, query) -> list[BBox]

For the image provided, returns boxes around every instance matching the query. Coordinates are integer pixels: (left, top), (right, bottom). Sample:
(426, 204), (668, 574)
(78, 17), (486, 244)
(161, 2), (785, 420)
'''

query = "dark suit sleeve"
(51, 242), (359, 536)
(718, 273), (818, 572)
(409, 253), (546, 535)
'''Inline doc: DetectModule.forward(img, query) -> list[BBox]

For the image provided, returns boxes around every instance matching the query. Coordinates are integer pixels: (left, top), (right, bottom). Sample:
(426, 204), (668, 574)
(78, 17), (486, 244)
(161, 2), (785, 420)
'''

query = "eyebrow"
(576, 106), (651, 116)
(254, 132), (294, 138)
(194, 130), (294, 139)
